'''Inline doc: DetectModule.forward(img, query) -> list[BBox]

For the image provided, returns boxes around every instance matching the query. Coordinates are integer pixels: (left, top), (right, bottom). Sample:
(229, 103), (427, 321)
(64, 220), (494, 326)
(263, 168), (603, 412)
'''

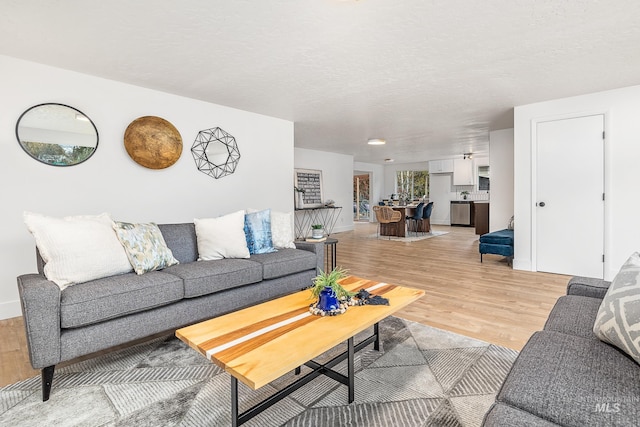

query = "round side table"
(324, 238), (338, 272)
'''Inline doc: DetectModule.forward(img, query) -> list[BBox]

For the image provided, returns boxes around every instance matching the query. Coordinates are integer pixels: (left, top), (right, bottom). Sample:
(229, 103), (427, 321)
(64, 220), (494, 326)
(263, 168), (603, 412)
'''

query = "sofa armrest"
(294, 241), (325, 273)
(17, 274), (62, 369)
(566, 276), (611, 299)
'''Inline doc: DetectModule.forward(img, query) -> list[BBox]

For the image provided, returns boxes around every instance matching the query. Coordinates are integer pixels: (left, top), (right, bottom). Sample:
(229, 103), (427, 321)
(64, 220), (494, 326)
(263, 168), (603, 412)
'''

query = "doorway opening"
(353, 173), (370, 221)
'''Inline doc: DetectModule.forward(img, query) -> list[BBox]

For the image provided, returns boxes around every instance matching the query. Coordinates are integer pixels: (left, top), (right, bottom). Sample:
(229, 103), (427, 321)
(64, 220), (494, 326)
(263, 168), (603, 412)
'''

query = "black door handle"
(539, 202), (546, 207)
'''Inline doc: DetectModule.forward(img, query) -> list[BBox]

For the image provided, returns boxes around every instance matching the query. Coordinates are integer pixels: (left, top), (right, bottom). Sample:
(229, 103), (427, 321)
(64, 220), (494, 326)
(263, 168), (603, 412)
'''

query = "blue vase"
(318, 286), (339, 311)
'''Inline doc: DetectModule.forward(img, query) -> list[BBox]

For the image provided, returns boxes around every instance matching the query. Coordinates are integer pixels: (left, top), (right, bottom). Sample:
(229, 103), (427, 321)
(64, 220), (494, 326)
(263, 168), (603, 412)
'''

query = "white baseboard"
(513, 259), (533, 271)
(329, 224), (355, 234)
(0, 299), (22, 320)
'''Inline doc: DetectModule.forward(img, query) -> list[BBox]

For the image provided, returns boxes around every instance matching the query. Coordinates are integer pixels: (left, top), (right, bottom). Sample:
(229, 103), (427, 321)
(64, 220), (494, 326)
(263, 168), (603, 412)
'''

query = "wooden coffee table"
(176, 275), (424, 426)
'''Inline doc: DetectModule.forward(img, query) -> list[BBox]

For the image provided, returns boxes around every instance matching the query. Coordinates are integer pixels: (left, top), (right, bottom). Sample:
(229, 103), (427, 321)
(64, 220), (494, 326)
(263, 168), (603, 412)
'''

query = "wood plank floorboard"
(0, 223), (569, 387)
(337, 223), (569, 351)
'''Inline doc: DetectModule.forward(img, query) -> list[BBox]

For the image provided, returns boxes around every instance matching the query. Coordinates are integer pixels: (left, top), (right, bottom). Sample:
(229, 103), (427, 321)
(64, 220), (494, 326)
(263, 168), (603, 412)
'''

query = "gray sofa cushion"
(59, 270), (316, 362)
(496, 331), (640, 426)
(158, 223), (198, 264)
(543, 295), (602, 339)
(249, 248), (318, 280)
(483, 403), (560, 426)
(60, 271), (184, 328)
(165, 259), (262, 298)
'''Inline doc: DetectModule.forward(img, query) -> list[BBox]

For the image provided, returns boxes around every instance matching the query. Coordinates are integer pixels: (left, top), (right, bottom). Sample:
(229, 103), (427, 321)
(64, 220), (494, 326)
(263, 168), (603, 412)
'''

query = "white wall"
(0, 55), (294, 319)
(354, 161), (385, 222)
(514, 84), (640, 280)
(489, 129), (514, 232)
(294, 148), (354, 234)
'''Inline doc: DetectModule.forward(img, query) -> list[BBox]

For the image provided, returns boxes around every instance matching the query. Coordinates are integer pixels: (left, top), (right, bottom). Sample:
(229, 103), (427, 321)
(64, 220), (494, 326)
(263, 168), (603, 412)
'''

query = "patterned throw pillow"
(244, 209), (277, 254)
(113, 222), (179, 274)
(593, 252), (640, 365)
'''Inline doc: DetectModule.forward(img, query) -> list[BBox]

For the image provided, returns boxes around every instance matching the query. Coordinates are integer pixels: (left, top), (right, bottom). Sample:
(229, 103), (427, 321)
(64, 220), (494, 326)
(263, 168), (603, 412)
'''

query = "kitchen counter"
(474, 202), (490, 235)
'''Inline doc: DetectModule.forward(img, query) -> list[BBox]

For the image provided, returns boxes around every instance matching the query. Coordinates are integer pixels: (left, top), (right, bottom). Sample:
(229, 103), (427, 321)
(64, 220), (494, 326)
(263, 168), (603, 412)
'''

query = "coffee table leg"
(374, 322), (380, 351)
(348, 337), (354, 403)
(231, 377), (239, 427)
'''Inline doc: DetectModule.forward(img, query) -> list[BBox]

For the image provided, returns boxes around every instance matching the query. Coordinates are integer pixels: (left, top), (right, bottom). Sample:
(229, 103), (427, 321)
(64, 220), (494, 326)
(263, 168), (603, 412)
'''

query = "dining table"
(379, 204), (430, 237)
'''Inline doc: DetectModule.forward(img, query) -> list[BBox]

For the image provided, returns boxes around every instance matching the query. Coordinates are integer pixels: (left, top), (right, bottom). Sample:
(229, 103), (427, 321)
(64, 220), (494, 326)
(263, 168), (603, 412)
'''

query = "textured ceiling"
(2, 0), (640, 164)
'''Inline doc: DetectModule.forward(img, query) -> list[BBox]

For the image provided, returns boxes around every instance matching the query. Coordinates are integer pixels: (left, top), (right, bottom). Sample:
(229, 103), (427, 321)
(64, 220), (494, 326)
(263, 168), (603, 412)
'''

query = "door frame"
(530, 110), (611, 277)
(353, 171), (372, 222)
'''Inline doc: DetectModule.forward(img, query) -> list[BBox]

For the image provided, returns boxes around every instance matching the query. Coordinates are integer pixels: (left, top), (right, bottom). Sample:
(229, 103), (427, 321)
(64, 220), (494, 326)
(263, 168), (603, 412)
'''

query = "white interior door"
(536, 115), (604, 278)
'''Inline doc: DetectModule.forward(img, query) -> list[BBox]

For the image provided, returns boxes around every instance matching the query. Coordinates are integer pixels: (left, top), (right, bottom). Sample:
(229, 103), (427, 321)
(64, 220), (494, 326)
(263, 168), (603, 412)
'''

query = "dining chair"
(422, 202), (434, 233)
(406, 202), (424, 236)
(373, 205), (402, 239)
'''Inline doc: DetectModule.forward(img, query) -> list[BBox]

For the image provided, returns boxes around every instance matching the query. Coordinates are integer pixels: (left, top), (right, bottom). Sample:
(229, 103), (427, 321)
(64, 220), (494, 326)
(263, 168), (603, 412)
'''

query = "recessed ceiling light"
(384, 158), (394, 163)
(367, 138), (386, 145)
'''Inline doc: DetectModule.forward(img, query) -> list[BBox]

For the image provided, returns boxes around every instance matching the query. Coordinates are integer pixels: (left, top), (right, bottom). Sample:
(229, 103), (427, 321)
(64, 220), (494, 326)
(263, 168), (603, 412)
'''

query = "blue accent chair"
(479, 229), (514, 266)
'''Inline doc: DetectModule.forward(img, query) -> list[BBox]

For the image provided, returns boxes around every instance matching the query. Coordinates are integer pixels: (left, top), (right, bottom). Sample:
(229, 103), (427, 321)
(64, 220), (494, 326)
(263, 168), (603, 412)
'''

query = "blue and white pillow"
(113, 221), (179, 274)
(244, 209), (277, 254)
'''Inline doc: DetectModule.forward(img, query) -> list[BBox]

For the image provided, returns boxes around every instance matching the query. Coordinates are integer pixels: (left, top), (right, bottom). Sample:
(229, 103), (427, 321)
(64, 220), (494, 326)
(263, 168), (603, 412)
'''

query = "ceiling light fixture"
(384, 158), (394, 163)
(367, 138), (386, 145)
(463, 152), (473, 160)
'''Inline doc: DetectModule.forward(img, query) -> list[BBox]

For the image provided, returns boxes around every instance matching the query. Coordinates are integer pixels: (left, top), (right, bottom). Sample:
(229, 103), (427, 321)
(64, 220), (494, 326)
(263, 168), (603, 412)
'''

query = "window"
(478, 166), (490, 191)
(396, 170), (429, 200)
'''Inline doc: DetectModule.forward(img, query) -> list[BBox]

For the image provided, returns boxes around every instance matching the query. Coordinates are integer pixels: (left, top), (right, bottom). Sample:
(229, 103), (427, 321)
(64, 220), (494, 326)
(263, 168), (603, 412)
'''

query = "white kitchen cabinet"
(428, 159), (454, 173)
(453, 159), (475, 185)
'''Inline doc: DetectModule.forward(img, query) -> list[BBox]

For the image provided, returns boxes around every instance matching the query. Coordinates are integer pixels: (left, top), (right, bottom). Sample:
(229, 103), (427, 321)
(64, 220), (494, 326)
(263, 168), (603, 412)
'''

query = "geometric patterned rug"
(0, 317), (517, 426)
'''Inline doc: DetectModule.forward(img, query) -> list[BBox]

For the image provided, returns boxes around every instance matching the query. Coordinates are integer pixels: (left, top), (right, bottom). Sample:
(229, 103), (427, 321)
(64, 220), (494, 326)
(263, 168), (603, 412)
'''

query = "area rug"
(0, 317), (516, 427)
(368, 230), (448, 242)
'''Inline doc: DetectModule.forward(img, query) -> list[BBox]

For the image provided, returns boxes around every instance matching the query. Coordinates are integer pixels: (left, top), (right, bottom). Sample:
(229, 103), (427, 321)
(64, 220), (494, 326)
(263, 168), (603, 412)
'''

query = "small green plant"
(310, 267), (355, 300)
(311, 224), (323, 230)
(294, 186), (306, 193)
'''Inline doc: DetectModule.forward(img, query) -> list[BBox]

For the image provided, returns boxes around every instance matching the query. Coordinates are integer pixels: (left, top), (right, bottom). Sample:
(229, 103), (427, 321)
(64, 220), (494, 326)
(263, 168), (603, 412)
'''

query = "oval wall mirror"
(16, 103), (99, 166)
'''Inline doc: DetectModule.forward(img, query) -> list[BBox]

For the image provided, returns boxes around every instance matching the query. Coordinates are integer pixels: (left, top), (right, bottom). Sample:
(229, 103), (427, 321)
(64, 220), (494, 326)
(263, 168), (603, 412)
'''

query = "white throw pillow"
(246, 208), (296, 249)
(23, 212), (133, 289)
(271, 210), (296, 249)
(194, 211), (250, 260)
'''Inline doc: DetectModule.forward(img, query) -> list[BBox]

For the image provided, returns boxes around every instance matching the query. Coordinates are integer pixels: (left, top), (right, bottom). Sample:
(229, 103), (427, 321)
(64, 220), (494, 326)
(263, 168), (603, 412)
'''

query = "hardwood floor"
(337, 222), (569, 350)
(0, 223), (569, 387)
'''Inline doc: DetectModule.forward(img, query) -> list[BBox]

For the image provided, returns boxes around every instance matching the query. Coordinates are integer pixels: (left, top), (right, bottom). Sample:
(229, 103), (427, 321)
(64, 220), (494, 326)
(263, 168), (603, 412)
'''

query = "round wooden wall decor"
(124, 116), (182, 169)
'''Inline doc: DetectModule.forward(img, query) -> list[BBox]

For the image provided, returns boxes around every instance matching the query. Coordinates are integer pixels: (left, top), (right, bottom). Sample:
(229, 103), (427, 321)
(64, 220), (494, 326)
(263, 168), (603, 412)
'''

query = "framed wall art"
(294, 168), (323, 208)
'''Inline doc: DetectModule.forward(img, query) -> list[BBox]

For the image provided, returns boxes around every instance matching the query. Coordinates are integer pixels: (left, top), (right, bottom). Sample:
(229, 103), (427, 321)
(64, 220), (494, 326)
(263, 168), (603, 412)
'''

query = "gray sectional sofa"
(483, 276), (640, 426)
(17, 223), (324, 401)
